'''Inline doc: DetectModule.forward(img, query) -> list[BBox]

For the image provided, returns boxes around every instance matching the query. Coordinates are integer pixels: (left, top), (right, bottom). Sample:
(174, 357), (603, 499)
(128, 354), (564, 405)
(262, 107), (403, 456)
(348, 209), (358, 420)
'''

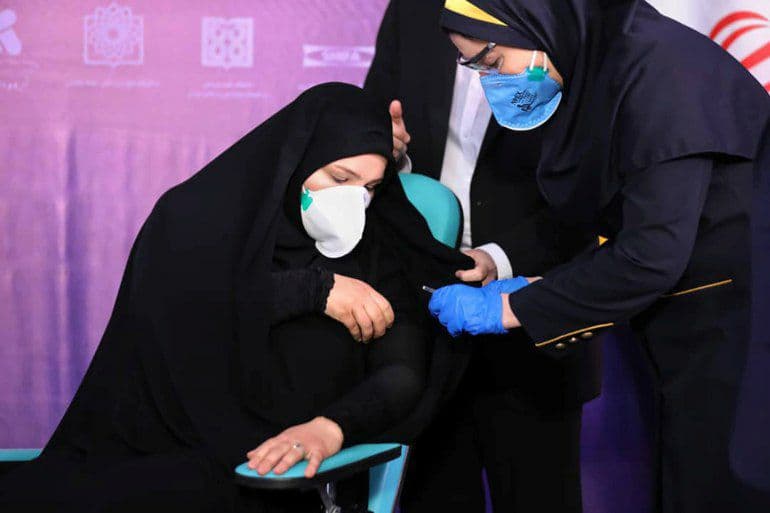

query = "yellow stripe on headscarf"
(444, 0), (508, 26)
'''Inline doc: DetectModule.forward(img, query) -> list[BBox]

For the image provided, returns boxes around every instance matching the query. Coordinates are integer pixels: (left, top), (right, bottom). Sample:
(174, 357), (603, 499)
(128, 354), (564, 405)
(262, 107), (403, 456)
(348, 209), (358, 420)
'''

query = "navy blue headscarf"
(442, 0), (770, 221)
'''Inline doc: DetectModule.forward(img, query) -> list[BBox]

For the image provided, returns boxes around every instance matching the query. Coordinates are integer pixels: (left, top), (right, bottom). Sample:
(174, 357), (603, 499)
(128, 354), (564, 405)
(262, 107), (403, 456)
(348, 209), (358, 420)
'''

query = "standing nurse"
(429, 1), (770, 512)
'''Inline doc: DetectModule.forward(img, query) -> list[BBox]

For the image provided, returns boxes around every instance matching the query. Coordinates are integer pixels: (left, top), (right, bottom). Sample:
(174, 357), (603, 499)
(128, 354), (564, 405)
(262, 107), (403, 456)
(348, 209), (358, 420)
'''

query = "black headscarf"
(47, 83), (473, 468)
(442, 0), (770, 223)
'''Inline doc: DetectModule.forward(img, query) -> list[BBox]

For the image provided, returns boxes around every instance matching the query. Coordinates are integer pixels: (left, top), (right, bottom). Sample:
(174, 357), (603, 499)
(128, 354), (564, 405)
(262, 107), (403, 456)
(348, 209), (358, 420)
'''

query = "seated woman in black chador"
(0, 83), (471, 513)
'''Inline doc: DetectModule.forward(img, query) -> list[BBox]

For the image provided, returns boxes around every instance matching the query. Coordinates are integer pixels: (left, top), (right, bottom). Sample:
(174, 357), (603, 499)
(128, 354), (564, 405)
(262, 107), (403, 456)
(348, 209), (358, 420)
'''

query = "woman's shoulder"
(607, 14), (769, 171)
(620, 9), (765, 96)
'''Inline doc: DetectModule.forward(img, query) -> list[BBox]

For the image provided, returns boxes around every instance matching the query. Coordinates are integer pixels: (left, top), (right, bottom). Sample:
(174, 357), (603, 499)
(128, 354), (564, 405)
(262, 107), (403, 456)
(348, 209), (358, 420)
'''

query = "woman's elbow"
(620, 244), (691, 294)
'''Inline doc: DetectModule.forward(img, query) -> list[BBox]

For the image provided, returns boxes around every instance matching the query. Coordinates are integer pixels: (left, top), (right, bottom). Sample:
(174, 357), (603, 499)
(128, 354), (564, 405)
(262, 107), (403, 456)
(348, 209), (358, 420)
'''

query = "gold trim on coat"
(535, 323), (615, 348)
(662, 279), (734, 298)
(533, 280), (732, 349)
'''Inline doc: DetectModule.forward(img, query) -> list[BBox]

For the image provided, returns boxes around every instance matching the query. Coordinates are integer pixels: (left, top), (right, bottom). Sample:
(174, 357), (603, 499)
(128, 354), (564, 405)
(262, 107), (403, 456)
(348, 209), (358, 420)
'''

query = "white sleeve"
(475, 242), (514, 280)
(397, 154), (413, 174)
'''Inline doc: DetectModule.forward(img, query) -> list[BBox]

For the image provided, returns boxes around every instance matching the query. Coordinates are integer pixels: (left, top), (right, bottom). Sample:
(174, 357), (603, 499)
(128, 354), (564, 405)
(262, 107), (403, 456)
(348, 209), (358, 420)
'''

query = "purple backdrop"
(0, 2), (657, 512)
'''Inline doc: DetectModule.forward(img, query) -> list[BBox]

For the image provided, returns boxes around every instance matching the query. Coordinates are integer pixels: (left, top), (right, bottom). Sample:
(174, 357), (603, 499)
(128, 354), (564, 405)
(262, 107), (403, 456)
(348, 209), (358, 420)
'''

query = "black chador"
(0, 83), (473, 513)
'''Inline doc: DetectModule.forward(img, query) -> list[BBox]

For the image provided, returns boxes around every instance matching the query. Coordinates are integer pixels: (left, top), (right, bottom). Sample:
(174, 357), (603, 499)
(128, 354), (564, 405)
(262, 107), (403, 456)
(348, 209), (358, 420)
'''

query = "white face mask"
(300, 185), (372, 258)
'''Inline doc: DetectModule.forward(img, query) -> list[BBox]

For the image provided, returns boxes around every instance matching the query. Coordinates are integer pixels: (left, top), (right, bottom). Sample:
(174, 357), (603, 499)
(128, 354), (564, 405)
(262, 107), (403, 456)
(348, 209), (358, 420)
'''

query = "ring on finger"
(291, 441), (305, 457)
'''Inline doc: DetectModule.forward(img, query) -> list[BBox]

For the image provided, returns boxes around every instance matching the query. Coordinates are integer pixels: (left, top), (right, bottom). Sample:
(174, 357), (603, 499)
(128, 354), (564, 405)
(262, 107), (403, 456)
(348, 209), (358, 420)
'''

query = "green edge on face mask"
(301, 188), (314, 211)
(300, 189), (313, 212)
(527, 67), (547, 82)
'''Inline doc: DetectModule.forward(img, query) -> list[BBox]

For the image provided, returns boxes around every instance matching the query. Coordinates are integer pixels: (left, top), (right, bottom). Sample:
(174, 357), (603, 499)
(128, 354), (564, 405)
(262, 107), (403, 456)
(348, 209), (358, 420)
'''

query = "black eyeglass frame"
(456, 42), (498, 71)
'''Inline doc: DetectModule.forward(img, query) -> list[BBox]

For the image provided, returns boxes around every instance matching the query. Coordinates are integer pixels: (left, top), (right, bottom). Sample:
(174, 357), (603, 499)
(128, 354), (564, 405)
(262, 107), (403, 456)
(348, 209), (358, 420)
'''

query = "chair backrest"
(398, 173), (461, 248)
(364, 174), (462, 512)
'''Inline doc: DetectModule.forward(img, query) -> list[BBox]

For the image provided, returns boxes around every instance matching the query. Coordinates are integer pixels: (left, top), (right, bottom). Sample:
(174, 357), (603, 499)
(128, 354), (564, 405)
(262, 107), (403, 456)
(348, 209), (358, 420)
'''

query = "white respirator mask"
(300, 185), (372, 258)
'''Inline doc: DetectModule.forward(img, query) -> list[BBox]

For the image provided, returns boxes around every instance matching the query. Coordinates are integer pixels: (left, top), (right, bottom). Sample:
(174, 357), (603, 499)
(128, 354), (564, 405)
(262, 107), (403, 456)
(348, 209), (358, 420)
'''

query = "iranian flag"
(648, 0), (770, 92)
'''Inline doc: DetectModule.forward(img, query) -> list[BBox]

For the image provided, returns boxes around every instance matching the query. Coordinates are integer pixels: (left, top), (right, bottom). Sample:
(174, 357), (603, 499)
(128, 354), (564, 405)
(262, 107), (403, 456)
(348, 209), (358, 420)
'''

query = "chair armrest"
(234, 443), (402, 491)
(0, 449), (42, 462)
(0, 448), (42, 476)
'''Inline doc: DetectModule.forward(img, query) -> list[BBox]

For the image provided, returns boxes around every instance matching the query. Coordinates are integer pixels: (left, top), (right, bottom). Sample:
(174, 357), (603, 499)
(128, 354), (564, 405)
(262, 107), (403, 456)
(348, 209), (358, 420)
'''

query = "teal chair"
(0, 448), (42, 475)
(0, 174), (463, 513)
(398, 173), (462, 248)
(236, 444), (407, 513)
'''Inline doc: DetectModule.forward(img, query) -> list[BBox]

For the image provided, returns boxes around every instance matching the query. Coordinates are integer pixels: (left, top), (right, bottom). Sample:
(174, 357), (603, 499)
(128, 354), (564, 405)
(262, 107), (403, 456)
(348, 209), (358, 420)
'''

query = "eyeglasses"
(457, 42), (500, 71)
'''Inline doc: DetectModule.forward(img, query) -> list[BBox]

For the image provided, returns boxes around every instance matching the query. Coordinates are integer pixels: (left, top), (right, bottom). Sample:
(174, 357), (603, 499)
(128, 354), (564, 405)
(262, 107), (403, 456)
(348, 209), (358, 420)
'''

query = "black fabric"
(266, 213), (431, 445)
(509, 157), (713, 345)
(730, 122), (770, 492)
(0, 439), (358, 513)
(399, 363), (584, 513)
(268, 268), (334, 325)
(2, 83), (476, 512)
(399, 372), (485, 513)
(44, 83), (405, 469)
(631, 279), (770, 513)
(504, 156), (770, 510)
(472, 391), (583, 513)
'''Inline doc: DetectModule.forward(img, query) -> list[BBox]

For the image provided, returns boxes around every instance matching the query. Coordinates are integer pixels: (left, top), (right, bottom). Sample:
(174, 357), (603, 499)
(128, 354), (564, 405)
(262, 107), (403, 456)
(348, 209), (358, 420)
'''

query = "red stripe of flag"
(710, 11), (768, 40)
(742, 41), (770, 70)
(722, 24), (767, 50)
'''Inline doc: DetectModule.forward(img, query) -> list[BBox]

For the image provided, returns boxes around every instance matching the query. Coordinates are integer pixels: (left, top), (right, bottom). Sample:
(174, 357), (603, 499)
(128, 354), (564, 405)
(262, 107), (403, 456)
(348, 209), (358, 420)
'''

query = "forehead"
(450, 32), (489, 53)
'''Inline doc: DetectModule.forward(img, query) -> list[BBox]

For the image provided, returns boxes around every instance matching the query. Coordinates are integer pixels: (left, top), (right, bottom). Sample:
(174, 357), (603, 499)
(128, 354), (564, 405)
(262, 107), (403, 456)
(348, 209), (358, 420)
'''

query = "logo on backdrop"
(0, 8), (38, 92)
(0, 8), (21, 56)
(302, 45), (374, 68)
(84, 3), (144, 67)
(710, 10), (770, 92)
(201, 17), (254, 70)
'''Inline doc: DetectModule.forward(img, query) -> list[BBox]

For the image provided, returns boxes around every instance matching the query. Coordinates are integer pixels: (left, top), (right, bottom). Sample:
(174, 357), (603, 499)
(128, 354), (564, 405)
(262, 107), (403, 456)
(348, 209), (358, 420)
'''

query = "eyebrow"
(333, 163), (383, 187)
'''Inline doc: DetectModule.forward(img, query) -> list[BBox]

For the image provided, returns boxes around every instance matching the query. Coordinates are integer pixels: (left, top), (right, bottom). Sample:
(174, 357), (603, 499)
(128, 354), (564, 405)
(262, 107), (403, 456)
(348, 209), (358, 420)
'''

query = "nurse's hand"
(325, 274), (395, 343)
(428, 284), (508, 337)
(246, 416), (344, 478)
(456, 249), (497, 285)
(389, 100), (411, 161)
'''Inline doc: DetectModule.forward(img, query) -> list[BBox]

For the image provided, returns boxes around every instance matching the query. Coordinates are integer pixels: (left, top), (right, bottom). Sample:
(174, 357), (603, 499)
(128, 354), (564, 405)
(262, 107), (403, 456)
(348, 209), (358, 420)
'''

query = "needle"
(422, 286), (436, 294)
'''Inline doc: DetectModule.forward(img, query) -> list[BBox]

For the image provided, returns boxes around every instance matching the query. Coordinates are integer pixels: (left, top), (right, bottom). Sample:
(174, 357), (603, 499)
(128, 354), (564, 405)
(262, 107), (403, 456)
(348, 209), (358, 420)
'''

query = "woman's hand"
(389, 100), (411, 161)
(246, 417), (344, 478)
(456, 249), (498, 285)
(325, 274), (395, 343)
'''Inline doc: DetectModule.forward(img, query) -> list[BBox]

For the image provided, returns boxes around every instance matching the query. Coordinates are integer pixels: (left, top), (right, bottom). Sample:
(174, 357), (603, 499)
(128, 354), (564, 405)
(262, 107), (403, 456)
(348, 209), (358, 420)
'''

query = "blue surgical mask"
(480, 51), (563, 131)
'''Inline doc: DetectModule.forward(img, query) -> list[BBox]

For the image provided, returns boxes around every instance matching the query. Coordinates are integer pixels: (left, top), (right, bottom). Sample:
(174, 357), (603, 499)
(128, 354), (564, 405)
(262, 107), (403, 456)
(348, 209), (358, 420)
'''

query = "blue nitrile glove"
(483, 276), (530, 295)
(428, 284), (508, 337)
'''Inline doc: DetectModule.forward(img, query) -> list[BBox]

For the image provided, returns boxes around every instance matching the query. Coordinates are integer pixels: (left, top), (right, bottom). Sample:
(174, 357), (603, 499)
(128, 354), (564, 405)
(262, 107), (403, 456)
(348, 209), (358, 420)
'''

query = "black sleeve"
(268, 268), (334, 325)
(508, 157), (713, 355)
(493, 206), (598, 276)
(320, 323), (426, 445)
(320, 241), (427, 444)
(364, 1), (400, 106)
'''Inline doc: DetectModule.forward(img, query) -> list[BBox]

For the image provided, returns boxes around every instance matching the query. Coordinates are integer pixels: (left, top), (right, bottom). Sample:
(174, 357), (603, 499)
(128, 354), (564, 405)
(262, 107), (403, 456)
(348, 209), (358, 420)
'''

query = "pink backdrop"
(0, 0), (387, 447)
